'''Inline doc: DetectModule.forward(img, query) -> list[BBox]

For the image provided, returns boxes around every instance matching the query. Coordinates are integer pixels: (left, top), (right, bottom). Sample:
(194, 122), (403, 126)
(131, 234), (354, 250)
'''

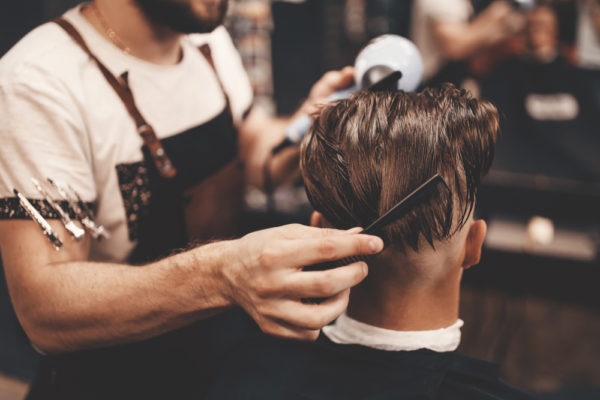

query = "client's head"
(301, 84), (498, 288)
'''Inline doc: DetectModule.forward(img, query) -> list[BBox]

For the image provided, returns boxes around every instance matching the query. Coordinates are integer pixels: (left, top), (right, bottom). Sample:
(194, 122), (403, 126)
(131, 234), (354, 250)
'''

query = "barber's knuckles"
(254, 231), (357, 269)
(315, 234), (378, 263)
(303, 303), (344, 329)
(310, 271), (340, 296)
(254, 300), (318, 328)
(277, 223), (319, 239)
(315, 237), (341, 261)
(251, 272), (287, 299)
(257, 316), (319, 341)
(296, 312), (331, 331)
(253, 284), (348, 333)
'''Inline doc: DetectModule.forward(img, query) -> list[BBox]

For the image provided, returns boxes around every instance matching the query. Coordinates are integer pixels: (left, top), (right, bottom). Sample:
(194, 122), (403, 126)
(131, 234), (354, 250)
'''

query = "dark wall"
(0, 0), (80, 57)
(0, 2), (46, 57)
(271, 0), (324, 115)
(271, 0), (414, 115)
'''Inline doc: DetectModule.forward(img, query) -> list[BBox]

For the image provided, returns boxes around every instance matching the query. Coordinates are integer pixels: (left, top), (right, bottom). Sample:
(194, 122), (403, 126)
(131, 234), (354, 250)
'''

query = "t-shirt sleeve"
(0, 66), (97, 219)
(417, 0), (473, 23)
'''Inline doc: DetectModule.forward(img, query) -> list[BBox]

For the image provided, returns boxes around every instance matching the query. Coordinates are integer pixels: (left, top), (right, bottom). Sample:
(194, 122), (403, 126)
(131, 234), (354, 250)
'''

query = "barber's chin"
(165, 21), (221, 35)
(188, 0), (227, 32)
(175, 15), (225, 34)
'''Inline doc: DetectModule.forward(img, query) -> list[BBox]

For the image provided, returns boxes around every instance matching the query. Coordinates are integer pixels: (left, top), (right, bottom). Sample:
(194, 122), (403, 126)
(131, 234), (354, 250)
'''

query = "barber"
(0, 0), (383, 398)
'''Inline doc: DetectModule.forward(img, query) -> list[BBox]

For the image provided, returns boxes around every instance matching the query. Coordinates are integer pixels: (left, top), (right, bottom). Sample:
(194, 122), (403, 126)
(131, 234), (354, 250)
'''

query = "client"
(207, 85), (534, 399)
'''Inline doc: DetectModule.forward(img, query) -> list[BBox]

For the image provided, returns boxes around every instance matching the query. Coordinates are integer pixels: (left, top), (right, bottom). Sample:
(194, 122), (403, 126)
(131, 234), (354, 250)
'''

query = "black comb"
(304, 174), (449, 272)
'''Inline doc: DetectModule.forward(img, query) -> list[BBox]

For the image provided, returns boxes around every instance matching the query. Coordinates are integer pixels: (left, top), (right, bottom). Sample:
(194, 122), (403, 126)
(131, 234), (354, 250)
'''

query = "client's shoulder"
(208, 333), (534, 400)
(440, 353), (536, 400)
(209, 333), (438, 399)
(206, 333), (325, 400)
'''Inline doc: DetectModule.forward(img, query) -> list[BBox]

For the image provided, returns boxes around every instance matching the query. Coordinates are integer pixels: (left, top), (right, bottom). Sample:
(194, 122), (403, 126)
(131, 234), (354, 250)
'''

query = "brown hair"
(300, 84), (498, 251)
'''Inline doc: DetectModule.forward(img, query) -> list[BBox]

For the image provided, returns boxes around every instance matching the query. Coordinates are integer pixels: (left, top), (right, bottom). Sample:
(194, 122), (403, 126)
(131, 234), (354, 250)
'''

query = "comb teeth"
(332, 255), (365, 268)
(304, 255), (368, 272)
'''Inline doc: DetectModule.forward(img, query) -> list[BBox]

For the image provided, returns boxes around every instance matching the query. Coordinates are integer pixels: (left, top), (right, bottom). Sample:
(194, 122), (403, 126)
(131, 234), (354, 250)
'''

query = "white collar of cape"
(322, 312), (463, 352)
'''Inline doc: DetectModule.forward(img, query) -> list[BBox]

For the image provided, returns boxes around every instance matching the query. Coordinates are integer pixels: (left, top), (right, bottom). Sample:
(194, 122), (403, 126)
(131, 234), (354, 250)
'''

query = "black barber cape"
(27, 309), (259, 400)
(207, 333), (535, 400)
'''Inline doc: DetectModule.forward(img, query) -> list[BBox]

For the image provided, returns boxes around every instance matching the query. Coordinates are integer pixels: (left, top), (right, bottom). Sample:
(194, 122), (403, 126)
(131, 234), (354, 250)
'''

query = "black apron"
(25, 19), (254, 400)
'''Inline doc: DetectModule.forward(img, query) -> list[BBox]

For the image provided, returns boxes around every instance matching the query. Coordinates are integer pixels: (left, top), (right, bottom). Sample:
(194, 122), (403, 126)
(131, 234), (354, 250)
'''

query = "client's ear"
(310, 211), (326, 228)
(462, 219), (487, 269)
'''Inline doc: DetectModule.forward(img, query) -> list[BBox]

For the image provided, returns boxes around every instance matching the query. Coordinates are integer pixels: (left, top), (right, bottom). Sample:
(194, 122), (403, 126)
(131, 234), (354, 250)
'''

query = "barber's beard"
(133, 0), (228, 34)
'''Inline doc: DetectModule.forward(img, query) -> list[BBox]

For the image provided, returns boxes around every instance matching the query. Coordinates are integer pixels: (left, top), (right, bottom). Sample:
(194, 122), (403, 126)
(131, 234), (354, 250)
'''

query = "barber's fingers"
(308, 66), (356, 103)
(257, 317), (320, 341)
(311, 225), (363, 238)
(337, 65), (355, 88)
(260, 289), (351, 331)
(275, 223), (341, 240)
(284, 262), (368, 298)
(274, 234), (382, 270)
(275, 223), (362, 240)
(319, 66), (355, 92)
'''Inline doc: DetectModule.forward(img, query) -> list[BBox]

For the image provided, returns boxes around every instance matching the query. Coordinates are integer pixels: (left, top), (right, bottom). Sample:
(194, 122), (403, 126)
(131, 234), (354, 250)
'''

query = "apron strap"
(198, 44), (234, 120)
(53, 17), (177, 179)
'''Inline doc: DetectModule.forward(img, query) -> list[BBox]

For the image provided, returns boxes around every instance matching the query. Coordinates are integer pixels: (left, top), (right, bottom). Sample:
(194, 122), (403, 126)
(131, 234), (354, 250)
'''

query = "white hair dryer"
(284, 35), (424, 144)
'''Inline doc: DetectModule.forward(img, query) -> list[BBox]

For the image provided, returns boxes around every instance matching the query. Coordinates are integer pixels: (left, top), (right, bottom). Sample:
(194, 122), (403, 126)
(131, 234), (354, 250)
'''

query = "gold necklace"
(89, 3), (132, 54)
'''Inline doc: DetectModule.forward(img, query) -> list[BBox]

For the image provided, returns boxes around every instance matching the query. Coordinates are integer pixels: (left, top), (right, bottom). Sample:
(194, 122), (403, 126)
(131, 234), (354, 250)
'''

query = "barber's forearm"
(7, 220), (382, 352)
(242, 68), (355, 188)
(240, 110), (292, 188)
(433, 21), (491, 61)
(264, 145), (301, 189)
(17, 241), (233, 354)
(434, 6), (516, 61)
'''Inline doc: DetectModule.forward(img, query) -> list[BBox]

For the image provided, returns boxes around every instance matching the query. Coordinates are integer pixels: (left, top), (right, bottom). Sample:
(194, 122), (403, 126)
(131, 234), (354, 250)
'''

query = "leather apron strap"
(198, 43), (234, 119)
(54, 16), (245, 248)
(53, 17), (177, 178)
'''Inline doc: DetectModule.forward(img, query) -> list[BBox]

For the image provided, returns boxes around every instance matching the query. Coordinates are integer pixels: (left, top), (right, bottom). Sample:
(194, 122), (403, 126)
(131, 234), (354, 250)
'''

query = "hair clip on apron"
(30, 178), (85, 241)
(46, 178), (110, 240)
(13, 188), (63, 251)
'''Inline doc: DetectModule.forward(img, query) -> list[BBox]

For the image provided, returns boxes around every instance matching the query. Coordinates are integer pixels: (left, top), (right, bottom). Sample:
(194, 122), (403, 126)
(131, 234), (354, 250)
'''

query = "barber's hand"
(297, 66), (355, 117)
(222, 224), (383, 340)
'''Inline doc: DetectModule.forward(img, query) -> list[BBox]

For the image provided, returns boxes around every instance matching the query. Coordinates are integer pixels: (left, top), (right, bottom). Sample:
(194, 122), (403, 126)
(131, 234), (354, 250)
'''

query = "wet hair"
(301, 84), (498, 251)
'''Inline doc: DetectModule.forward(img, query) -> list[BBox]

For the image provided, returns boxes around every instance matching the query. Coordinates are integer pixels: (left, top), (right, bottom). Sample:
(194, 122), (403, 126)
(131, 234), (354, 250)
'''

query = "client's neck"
(346, 257), (462, 331)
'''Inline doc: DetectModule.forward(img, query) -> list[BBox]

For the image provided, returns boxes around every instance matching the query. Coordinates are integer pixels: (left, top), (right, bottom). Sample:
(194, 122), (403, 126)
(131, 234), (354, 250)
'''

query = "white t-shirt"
(410, 0), (473, 81)
(576, 0), (600, 68)
(0, 5), (253, 262)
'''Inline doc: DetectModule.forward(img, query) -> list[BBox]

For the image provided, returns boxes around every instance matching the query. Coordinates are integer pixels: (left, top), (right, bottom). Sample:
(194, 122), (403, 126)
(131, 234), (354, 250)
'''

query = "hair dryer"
(284, 35), (424, 145)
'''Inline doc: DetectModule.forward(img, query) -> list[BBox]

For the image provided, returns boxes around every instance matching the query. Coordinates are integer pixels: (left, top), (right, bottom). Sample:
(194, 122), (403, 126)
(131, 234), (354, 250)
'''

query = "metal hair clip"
(30, 178), (85, 241)
(46, 178), (109, 240)
(66, 184), (109, 240)
(305, 174), (449, 271)
(13, 188), (63, 251)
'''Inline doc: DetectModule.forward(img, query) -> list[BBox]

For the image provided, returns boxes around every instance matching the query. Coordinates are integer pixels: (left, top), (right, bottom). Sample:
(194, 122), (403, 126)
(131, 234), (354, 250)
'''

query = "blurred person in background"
(410, 0), (526, 88)
(528, 4), (561, 62)
(481, 3), (600, 181)
(576, 0), (600, 69)
(576, 0), (600, 111)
